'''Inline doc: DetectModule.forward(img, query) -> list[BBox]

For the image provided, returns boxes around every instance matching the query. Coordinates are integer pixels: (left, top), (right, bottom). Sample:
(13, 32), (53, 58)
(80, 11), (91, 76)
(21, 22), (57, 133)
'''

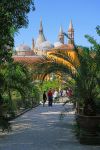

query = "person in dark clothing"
(43, 91), (47, 107)
(47, 89), (53, 106)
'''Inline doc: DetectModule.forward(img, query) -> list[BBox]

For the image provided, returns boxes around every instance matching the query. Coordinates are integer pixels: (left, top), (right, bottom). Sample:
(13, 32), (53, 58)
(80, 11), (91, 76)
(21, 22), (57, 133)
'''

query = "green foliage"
(0, 0), (35, 131)
(0, 0), (35, 63)
(1, 62), (32, 98)
(35, 26), (100, 116)
(31, 84), (41, 105)
(0, 62), (41, 130)
(41, 79), (61, 92)
(96, 26), (100, 36)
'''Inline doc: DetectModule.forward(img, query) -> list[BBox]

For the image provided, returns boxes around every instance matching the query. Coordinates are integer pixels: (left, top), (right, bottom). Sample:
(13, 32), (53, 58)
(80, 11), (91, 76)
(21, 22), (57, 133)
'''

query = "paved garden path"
(0, 103), (100, 150)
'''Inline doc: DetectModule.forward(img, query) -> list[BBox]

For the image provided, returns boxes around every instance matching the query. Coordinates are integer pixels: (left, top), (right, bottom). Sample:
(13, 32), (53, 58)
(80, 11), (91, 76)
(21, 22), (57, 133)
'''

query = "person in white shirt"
(62, 89), (66, 97)
(53, 90), (58, 103)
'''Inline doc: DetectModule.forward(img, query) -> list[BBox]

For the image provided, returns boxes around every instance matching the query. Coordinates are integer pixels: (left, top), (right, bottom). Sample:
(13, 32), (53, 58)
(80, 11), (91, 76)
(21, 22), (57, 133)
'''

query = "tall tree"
(0, 0), (35, 64)
(0, 0), (35, 130)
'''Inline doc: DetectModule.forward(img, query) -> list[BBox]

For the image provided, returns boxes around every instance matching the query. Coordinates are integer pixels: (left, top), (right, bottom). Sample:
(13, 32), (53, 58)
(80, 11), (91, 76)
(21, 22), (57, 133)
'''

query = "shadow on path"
(0, 103), (100, 150)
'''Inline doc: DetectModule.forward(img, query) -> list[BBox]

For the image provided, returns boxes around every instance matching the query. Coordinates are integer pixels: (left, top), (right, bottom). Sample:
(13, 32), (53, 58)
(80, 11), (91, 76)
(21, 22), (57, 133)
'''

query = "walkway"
(0, 103), (100, 150)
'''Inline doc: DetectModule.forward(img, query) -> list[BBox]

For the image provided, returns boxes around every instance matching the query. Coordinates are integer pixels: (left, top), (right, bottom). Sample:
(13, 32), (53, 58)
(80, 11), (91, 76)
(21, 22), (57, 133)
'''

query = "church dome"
(38, 41), (54, 51)
(54, 41), (63, 47)
(16, 44), (31, 52)
(15, 44), (34, 56)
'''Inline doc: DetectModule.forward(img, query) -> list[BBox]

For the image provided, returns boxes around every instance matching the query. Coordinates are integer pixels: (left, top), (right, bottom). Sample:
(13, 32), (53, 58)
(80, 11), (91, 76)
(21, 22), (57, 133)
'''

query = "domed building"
(15, 44), (34, 56)
(13, 43), (41, 65)
(54, 41), (63, 48)
(32, 19), (75, 55)
(13, 19), (75, 65)
(37, 41), (54, 55)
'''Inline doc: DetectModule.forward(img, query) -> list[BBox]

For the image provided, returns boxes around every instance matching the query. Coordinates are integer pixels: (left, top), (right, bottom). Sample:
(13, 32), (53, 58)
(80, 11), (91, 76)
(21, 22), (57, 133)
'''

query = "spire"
(35, 18), (46, 49)
(68, 20), (74, 44)
(59, 26), (63, 35)
(68, 20), (74, 32)
(39, 18), (43, 33)
(58, 26), (64, 44)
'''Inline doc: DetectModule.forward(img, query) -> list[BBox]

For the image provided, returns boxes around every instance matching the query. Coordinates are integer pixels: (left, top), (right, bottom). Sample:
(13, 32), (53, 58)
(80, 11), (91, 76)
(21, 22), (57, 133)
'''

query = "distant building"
(13, 19), (75, 64)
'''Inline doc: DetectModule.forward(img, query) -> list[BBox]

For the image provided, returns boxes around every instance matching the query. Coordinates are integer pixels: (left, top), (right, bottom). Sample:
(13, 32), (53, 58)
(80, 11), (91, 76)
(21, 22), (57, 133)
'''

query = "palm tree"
(35, 26), (100, 116)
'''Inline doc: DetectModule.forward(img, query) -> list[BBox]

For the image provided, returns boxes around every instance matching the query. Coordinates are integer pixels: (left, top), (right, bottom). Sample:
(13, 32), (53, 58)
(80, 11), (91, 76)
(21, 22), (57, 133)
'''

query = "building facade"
(13, 19), (75, 63)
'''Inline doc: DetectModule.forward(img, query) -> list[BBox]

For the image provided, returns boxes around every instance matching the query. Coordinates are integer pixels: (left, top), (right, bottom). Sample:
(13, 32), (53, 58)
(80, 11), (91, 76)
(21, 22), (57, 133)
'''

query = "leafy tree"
(0, 62), (30, 130)
(0, 0), (35, 130)
(0, 0), (35, 64)
(0, 63), (27, 107)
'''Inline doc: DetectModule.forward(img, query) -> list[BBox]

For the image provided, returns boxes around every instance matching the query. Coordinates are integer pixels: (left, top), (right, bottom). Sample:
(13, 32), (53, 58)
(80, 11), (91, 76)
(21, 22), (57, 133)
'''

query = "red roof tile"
(13, 56), (42, 64)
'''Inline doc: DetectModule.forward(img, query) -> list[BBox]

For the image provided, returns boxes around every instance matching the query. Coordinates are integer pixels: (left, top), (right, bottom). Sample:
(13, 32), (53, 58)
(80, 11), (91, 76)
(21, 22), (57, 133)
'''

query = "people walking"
(47, 89), (53, 106)
(53, 90), (58, 103)
(43, 91), (47, 107)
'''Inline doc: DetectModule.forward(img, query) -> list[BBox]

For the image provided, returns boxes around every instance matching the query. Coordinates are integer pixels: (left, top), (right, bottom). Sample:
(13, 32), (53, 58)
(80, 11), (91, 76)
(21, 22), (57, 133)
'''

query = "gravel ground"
(0, 103), (100, 150)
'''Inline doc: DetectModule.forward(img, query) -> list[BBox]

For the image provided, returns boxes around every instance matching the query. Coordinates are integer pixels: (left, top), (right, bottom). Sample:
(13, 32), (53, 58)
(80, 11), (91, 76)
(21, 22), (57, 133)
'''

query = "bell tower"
(58, 26), (64, 44)
(68, 20), (74, 44)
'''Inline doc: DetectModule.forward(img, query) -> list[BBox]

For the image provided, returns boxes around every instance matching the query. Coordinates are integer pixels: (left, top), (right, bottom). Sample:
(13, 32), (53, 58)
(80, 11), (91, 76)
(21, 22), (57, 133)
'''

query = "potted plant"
(74, 27), (100, 144)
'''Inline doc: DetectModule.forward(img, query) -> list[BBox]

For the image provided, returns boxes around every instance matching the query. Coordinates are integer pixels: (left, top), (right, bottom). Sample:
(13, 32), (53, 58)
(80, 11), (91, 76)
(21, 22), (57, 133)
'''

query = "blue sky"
(14, 0), (100, 48)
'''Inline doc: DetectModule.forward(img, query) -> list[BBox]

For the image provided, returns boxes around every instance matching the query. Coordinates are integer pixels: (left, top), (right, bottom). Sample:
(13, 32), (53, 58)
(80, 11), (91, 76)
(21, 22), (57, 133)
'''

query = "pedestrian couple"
(43, 89), (53, 107)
